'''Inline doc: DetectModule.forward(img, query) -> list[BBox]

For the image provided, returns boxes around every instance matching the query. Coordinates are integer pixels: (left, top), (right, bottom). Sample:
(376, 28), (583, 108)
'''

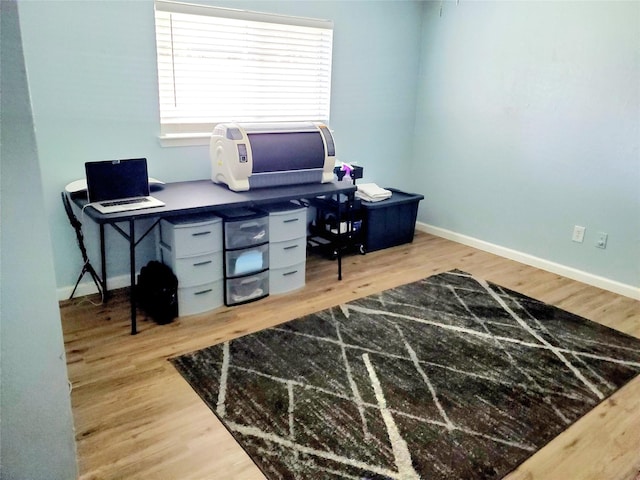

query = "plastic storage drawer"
(160, 245), (223, 288)
(225, 270), (269, 306)
(221, 209), (269, 249)
(160, 214), (222, 257)
(263, 202), (307, 242)
(360, 188), (424, 252)
(269, 237), (306, 268)
(178, 279), (224, 316)
(270, 261), (305, 294)
(225, 243), (269, 278)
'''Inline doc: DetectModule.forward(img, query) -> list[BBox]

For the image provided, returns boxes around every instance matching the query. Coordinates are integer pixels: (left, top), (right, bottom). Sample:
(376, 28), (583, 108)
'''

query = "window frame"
(154, 0), (334, 147)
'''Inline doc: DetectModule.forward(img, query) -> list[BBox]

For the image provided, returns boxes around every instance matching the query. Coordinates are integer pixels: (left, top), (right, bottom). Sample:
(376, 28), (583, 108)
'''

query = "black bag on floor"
(137, 261), (178, 324)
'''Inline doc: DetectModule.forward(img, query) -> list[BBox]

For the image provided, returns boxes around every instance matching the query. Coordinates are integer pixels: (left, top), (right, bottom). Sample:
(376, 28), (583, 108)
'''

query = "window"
(154, 1), (334, 145)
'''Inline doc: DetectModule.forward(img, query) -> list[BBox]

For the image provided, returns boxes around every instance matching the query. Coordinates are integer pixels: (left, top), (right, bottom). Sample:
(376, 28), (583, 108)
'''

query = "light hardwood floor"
(59, 231), (640, 480)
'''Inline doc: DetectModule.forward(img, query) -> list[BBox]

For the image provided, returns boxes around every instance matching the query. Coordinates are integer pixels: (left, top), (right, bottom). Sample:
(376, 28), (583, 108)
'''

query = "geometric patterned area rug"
(171, 270), (640, 480)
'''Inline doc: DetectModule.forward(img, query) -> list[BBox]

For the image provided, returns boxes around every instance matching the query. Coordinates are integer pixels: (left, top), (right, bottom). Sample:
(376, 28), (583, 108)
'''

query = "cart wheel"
(358, 244), (366, 255)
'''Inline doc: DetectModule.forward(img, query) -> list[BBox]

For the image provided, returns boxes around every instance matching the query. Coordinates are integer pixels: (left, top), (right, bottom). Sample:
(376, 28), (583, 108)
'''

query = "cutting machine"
(210, 121), (336, 191)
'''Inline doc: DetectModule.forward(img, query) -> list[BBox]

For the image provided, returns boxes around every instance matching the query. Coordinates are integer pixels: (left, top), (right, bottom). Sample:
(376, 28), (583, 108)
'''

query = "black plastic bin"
(360, 188), (424, 252)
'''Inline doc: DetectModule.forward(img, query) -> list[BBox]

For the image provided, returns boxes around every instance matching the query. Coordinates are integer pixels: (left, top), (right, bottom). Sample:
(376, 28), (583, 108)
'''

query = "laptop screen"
(85, 158), (150, 203)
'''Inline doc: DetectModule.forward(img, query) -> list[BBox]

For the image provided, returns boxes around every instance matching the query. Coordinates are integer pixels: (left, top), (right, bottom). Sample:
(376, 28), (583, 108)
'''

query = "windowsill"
(158, 133), (211, 147)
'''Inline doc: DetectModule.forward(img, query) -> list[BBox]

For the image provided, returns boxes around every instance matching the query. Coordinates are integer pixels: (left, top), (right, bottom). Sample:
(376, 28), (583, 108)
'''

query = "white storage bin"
(225, 270), (269, 305)
(270, 261), (305, 294)
(160, 214), (222, 256)
(225, 243), (269, 278)
(160, 245), (223, 288)
(264, 203), (307, 242)
(224, 215), (269, 249)
(178, 279), (224, 316)
(269, 237), (306, 269)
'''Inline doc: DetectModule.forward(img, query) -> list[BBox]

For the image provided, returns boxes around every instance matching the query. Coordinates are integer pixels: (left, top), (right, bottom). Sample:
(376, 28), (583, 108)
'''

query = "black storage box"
(361, 188), (424, 252)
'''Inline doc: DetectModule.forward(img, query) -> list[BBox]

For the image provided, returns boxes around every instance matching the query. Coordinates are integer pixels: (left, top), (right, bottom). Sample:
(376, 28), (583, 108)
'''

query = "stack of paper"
(355, 183), (392, 202)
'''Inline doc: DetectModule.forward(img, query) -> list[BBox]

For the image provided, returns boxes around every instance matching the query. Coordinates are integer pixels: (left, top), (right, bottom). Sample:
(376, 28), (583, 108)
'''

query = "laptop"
(85, 158), (165, 214)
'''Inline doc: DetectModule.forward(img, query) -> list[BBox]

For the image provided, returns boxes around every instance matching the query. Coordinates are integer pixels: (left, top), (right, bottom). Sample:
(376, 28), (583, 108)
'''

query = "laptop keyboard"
(102, 198), (149, 207)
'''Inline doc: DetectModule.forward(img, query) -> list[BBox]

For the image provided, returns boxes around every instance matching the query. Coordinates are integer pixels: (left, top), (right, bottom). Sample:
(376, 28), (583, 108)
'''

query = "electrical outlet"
(572, 225), (585, 243)
(595, 232), (608, 249)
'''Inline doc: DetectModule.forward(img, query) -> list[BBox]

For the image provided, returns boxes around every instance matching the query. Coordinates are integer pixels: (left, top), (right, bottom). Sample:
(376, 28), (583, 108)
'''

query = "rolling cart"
(306, 165), (366, 259)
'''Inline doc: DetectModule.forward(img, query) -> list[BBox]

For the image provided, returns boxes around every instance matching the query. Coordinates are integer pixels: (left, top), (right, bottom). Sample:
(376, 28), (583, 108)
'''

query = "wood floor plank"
(59, 231), (640, 480)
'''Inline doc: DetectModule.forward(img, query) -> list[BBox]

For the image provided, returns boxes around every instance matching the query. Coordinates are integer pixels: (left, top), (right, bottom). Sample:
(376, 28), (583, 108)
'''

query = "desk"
(70, 180), (357, 334)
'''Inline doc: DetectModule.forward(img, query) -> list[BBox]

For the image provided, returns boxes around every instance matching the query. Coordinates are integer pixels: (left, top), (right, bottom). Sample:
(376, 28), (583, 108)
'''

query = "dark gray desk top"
(72, 179), (357, 223)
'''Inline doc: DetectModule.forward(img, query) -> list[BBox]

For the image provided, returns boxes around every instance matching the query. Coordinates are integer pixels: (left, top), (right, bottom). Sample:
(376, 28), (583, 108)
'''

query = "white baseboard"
(416, 222), (640, 301)
(58, 226), (639, 302)
(57, 274), (130, 301)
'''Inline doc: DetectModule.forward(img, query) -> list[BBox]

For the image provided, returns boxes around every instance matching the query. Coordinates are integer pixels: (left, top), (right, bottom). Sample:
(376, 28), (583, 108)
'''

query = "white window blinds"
(154, 1), (334, 139)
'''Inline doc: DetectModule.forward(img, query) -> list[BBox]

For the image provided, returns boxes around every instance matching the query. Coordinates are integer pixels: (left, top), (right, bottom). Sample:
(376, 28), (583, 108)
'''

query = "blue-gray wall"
(413, 1), (639, 288)
(1, 1), (78, 478)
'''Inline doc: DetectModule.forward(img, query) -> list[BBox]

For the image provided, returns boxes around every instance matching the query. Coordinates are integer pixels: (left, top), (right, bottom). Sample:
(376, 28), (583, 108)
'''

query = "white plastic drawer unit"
(222, 209), (269, 250)
(225, 270), (269, 306)
(270, 261), (305, 294)
(269, 237), (306, 268)
(160, 245), (223, 288)
(160, 213), (222, 257)
(178, 280), (224, 316)
(225, 243), (269, 278)
(265, 203), (307, 242)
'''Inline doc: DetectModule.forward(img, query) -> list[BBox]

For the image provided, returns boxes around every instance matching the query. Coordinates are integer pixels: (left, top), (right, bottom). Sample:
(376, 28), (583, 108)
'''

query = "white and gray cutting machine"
(210, 122), (337, 192)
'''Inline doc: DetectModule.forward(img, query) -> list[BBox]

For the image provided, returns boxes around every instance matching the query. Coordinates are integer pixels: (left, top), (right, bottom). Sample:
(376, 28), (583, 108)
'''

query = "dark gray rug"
(171, 270), (640, 479)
